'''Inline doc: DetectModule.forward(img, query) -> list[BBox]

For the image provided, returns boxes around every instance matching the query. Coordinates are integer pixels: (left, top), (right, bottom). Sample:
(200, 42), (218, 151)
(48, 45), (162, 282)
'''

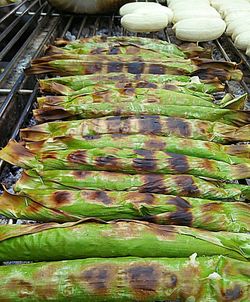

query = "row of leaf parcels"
(24, 134), (250, 165)
(0, 220), (249, 261)
(36, 89), (248, 109)
(34, 97), (250, 124)
(1, 190), (249, 232)
(52, 35), (211, 58)
(39, 73), (225, 95)
(0, 256), (249, 301)
(20, 116), (250, 144)
(37, 89), (219, 108)
(15, 170), (250, 202)
(2, 140), (250, 180)
(26, 44), (243, 82)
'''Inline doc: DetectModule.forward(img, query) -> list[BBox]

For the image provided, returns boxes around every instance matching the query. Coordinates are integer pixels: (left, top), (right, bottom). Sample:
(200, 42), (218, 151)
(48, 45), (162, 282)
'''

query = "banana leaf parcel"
(2, 141), (250, 180)
(52, 36), (211, 58)
(33, 100), (250, 126)
(0, 190), (249, 232)
(25, 135), (250, 165)
(54, 36), (187, 58)
(37, 88), (217, 108)
(37, 87), (218, 107)
(20, 116), (250, 144)
(15, 170), (250, 202)
(26, 55), (243, 82)
(39, 73), (225, 95)
(0, 220), (249, 261)
(46, 42), (187, 60)
(0, 256), (249, 301)
(57, 35), (211, 58)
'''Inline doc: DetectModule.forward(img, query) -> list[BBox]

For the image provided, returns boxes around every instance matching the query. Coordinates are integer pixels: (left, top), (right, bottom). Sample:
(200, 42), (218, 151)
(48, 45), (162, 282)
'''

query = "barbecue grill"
(0, 1), (249, 226)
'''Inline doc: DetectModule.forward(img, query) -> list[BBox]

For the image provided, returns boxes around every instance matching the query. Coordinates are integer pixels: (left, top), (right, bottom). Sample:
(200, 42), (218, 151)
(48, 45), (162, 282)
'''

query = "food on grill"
(121, 12), (168, 33)
(168, 0), (226, 42)
(25, 134), (250, 165)
(0, 256), (249, 301)
(37, 92), (248, 111)
(1, 141), (250, 180)
(39, 74), (225, 95)
(54, 36), (199, 58)
(234, 32), (250, 51)
(37, 88), (216, 107)
(1, 190), (249, 232)
(231, 24), (250, 41)
(39, 81), (216, 101)
(173, 18), (226, 42)
(20, 116), (250, 144)
(120, 2), (169, 16)
(120, 2), (173, 33)
(134, 6), (173, 21)
(1, 17), (250, 302)
(26, 55), (243, 82)
(54, 36), (213, 59)
(33, 99), (250, 126)
(167, 0), (210, 8)
(211, 0), (250, 55)
(226, 20), (250, 36)
(14, 170), (250, 202)
(173, 8), (221, 23)
(0, 220), (249, 261)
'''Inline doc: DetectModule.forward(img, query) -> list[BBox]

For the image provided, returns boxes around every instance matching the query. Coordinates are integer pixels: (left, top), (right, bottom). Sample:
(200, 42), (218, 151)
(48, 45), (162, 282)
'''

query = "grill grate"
(0, 0), (250, 227)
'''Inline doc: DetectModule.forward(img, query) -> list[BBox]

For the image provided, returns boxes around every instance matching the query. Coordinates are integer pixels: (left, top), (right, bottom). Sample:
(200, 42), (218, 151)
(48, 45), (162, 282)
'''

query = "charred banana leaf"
(14, 170), (250, 202)
(20, 116), (250, 144)
(25, 135), (250, 165)
(39, 73), (224, 94)
(33, 101), (250, 126)
(0, 190), (249, 232)
(26, 56), (243, 82)
(53, 36), (211, 58)
(57, 35), (211, 57)
(2, 141), (250, 180)
(37, 88), (216, 108)
(46, 44), (187, 60)
(0, 220), (249, 261)
(0, 256), (249, 301)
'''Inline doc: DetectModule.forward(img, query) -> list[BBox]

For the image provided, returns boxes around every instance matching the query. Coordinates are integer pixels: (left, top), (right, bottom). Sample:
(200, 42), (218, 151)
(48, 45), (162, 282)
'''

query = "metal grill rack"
(0, 0), (249, 227)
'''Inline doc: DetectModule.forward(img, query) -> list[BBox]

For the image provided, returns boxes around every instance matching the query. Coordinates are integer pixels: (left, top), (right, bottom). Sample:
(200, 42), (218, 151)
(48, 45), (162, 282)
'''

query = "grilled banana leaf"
(26, 56), (243, 82)
(1, 141), (250, 180)
(38, 84), (215, 104)
(39, 73), (224, 94)
(53, 36), (211, 58)
(1, 190), (249, 232)
(46, 44), (185, 59)
(33, 101), (250, 126)
(37, 88), (216, 108)
(20, 116), (250, 144)
(0, 256), (249, 301)
(25, 135), (250, 165)
(57, 35), (211, 58)
(15, 170), (250, 201)
(0, 220), (249, 261)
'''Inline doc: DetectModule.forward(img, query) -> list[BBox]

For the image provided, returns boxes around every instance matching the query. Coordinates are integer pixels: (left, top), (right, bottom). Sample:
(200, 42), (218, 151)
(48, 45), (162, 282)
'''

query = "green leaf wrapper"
(1, 141), (250, 180)
(0, 190), (249, 232)
(0, 256), (249, 301)
(0, 220), (249, 261)
(20, 116), (250, 144)
(14, 170), (250, 202)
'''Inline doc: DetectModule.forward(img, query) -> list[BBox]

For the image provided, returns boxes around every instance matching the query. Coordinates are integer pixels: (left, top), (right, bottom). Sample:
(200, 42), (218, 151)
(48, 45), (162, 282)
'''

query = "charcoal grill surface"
(0, 0), (249, 227)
